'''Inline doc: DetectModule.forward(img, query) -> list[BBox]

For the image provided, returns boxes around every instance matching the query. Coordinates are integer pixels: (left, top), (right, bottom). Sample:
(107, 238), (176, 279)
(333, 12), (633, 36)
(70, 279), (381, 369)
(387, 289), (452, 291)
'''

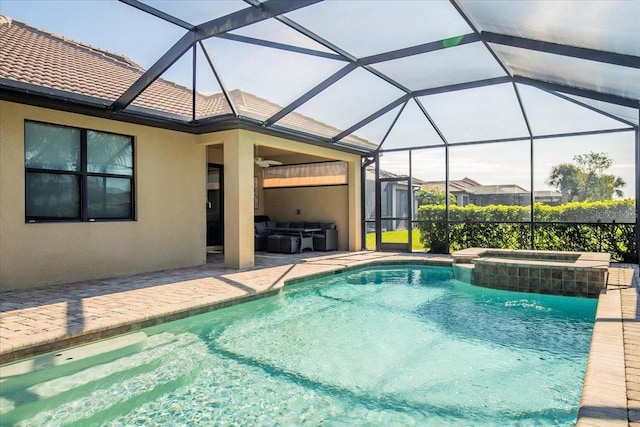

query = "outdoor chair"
(254, 215), (271, 251)
(312, 223), (338, 251)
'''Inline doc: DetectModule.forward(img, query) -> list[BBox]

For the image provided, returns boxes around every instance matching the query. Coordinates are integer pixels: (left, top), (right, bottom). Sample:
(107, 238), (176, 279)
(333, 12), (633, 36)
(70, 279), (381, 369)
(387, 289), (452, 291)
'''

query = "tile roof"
(0, 16), (374, 149)
(422, 178), (482, 194)
(468, 184), (529, 195)
(423, 178), (561, 197)
(366, 167), (427, 186)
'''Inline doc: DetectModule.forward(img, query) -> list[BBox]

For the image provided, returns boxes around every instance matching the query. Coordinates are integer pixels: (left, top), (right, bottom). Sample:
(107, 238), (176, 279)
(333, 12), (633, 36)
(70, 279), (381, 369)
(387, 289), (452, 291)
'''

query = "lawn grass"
(365, 229), (426, 251)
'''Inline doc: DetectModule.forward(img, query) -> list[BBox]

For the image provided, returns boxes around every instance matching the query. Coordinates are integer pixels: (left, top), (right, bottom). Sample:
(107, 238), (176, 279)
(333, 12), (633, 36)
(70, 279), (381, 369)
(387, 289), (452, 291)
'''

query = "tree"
(547, 151), (625, 203)
(586, 174), (626, 201)
(415, 186), (456, 206)
(547, 163), (581, 203)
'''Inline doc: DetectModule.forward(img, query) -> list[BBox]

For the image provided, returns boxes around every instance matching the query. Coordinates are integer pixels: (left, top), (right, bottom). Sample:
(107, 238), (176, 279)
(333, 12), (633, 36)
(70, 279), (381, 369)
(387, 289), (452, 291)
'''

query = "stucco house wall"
(0, 101), (206, 290)
(1, 106), (362, 289)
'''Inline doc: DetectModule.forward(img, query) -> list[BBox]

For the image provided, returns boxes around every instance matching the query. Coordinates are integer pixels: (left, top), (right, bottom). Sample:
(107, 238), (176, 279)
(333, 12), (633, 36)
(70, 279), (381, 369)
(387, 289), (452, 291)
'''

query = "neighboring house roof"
(422, 178), (483, 194)
(376, 169), (408, 180)
(365, 167), (426, 187)
(469, 184), (529, 195)
(0, 16), (374, 149)
(450, 177), (482, 189)
(534, 190), (564, 198)
(423, 178), (562, 198)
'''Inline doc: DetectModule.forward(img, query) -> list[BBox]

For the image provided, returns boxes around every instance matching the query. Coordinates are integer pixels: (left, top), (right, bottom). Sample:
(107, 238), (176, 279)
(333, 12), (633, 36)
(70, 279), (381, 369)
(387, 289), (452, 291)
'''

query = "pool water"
(0, 265), (597, 426)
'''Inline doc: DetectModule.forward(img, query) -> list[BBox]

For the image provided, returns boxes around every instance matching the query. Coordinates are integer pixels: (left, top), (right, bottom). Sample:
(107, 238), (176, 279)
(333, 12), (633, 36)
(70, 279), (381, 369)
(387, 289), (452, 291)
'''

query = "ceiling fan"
(254, 146), (283, 168)
(255, 157), (283, 168)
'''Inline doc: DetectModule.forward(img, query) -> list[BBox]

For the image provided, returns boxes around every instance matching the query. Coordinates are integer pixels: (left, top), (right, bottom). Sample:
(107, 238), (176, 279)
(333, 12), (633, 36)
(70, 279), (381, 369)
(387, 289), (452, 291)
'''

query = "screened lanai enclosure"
(2, 0), (639, 262)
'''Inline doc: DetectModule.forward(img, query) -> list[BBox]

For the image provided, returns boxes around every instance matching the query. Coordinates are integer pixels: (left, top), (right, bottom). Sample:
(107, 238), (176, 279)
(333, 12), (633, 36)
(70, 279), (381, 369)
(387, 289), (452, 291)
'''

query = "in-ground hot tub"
(452, 248), (610, 297)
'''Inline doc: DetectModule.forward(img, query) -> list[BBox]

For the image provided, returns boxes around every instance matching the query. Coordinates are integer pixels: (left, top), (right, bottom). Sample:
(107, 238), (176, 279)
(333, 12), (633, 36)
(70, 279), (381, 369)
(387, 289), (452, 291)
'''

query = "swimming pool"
(0, 265), (597, 426)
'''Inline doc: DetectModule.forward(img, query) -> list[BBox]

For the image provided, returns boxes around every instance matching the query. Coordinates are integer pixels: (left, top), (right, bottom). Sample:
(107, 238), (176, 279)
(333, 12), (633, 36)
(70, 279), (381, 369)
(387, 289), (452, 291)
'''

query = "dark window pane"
(87, 177), (132, 218)
(25, 122), (80, 171)
(25, 172), (80, 219)
(87, 131), (133, 175)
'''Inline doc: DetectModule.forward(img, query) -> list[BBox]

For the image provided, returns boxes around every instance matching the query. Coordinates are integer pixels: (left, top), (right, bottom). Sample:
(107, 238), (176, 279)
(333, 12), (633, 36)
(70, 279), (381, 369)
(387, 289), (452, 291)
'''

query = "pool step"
(0, 332), (148, 393)
(0, 332), (208, 426)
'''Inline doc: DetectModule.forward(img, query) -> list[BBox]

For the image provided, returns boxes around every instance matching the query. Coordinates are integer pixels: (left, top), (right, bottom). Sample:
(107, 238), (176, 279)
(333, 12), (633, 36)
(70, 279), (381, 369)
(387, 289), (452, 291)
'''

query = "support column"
(348, 158), (362, 251)
(635, 114), (640, 265)
(375, 153), (382, 251)
(224, 131), (255, 269)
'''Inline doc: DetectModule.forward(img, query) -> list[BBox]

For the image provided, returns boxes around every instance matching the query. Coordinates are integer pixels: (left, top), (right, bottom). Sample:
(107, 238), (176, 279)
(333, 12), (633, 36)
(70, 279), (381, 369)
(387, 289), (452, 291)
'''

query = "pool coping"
(577, 286), (627, 426)
(577, 265), (639, 427)
(452, 247), (612, 266)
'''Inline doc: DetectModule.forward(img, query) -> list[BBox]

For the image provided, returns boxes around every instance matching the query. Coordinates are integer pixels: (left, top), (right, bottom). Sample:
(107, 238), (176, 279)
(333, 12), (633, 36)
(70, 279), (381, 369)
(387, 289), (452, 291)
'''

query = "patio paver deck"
(1, 251), (638, 426)
(578, 264), (639, 427)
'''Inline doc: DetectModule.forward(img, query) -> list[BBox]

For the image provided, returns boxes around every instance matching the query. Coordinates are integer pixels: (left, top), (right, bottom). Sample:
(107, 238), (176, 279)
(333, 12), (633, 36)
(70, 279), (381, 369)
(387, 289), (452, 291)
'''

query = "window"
(25, 121), (134, 222)
(262, 161), (347, 188)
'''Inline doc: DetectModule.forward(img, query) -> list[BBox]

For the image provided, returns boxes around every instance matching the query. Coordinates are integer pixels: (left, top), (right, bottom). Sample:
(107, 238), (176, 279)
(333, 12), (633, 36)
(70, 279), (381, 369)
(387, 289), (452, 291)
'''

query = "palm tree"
(547, 152), (625, 203)
(547, 163), (580, 203)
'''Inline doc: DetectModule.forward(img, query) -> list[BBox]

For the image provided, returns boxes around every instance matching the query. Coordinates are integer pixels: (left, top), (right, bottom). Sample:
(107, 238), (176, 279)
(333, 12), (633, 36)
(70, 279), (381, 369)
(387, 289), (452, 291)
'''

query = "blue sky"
(2, 0), (636, 196)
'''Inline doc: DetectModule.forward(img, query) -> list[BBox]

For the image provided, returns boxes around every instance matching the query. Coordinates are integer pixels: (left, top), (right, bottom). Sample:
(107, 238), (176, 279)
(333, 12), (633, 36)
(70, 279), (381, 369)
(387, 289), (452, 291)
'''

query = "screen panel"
(459, 0), (640, 56)
(371, 42), (505, 91)
(278, 68), (404, 138)
(419, 84), (530, 143)
(516, 84), (631, 136)
(286, 0), (472, 58)
(492, 44), (640, 101)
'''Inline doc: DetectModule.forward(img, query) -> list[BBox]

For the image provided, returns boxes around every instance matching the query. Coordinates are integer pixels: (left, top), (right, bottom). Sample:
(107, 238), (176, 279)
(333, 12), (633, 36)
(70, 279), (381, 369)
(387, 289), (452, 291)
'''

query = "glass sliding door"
(377, 151), (412, 252)
(380, 177), (411, 252)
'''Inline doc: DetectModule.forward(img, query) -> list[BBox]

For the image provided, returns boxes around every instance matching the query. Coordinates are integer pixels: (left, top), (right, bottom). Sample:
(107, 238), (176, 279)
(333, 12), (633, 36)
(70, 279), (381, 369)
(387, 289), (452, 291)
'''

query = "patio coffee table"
(267, 228), (321, 253)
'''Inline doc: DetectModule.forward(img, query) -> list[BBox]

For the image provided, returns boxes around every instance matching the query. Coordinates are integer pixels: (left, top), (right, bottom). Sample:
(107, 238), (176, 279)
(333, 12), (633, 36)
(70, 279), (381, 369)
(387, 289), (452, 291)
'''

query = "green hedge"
(415, 200), (636, 262)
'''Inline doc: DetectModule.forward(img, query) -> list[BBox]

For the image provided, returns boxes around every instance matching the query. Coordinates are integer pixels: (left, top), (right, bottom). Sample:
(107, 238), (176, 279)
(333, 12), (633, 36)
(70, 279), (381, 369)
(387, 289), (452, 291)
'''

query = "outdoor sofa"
(254, 216), (338, 253)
